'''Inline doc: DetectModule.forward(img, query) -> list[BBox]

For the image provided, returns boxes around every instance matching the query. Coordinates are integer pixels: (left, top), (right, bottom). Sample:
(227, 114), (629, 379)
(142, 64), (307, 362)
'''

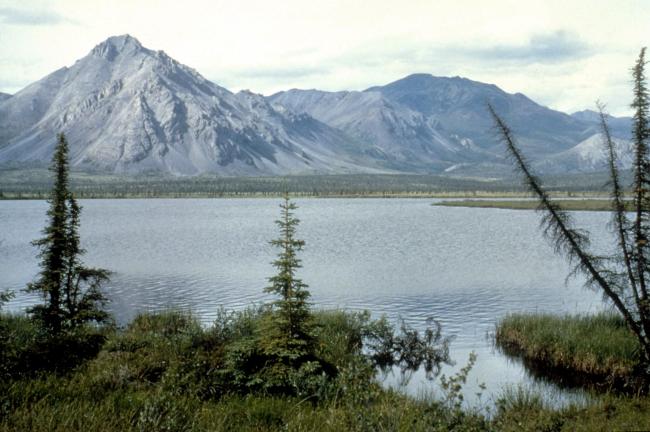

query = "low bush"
(0, 313), (107, 380)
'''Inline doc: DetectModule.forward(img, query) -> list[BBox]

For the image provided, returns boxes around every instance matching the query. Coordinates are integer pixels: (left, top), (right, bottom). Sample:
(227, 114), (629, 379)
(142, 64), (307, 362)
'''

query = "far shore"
(433, 198), (630, 211)
(0, 191), (612, 200)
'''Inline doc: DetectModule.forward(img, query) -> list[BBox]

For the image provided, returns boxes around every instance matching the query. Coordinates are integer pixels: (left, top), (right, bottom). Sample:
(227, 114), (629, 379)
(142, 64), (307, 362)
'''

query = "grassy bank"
(3, 310), (650, 430)
(495, 313), (642, 390)
(433, 199), (632, 211)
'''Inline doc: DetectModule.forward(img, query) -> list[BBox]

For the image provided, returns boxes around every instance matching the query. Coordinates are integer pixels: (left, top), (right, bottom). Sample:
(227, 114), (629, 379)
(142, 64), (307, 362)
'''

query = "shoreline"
(0, 191), (612, 200)
(434, 198), (630, 211)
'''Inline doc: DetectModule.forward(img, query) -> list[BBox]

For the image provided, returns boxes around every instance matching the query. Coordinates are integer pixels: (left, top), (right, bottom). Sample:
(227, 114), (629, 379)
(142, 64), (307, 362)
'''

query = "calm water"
(0, 198), (614, 405)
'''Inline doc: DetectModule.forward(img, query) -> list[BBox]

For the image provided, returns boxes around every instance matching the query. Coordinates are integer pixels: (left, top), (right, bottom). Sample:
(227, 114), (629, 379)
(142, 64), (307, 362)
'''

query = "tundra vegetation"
(3, 51), (650, 431)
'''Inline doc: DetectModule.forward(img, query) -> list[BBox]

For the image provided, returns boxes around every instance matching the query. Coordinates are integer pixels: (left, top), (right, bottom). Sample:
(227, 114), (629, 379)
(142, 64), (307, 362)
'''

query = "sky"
(0, 0), (648, 116)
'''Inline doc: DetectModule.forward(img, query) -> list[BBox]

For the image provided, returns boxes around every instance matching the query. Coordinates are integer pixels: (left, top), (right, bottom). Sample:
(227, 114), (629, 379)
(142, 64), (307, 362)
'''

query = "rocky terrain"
(0, 35), (633, 176)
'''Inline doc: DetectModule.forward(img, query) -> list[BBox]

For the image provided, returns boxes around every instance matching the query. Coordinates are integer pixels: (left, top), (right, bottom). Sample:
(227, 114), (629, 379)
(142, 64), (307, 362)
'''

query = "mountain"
(570, 109), (632, 139)
(0, 35), (634, 177)
(269, 88), (492, 172)
(272, 74), (633, 175)
(368, 74), (604, 156)
(0, 35), (380, 175)
(0, 92), (10, 102)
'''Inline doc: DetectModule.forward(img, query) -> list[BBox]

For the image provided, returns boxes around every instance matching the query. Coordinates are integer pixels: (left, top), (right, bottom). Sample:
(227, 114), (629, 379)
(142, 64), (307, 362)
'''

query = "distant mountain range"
(0, 35), (633, 177)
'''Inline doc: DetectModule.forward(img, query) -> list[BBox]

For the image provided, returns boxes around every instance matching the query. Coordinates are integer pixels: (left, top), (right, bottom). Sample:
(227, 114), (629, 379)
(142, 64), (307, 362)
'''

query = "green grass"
(495, 313), (640, 387)
(0, 310), (488, 431)
(492, 386), (650, 432)
(3, 310), (650, 431)
(433, 199), (633, 211)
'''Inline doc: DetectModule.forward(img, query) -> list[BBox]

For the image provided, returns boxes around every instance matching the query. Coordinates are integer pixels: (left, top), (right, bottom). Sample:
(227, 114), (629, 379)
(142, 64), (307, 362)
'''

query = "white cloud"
(0, 6), (76, 25)
(0, 0), (648, 115)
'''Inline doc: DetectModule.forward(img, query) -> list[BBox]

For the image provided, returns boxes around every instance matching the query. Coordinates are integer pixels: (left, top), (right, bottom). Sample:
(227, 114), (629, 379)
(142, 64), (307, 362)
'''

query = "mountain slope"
(0, 36), (634, 177)
(0, 35), (379, 175)
(271, 74), (633, 175)
(571, 110), (632, 140)
(270, 88), (492, 172)
(534, 133), (633, 174)
(365, 74), (607, 156)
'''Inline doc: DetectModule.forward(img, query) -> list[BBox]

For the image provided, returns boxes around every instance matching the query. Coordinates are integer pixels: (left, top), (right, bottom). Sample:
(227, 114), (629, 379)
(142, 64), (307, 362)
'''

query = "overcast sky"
(0, 0), (648, 115)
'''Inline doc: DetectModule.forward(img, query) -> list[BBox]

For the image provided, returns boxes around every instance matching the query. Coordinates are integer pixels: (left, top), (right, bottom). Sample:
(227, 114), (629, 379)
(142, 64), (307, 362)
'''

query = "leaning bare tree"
(489, 48), (650, 371)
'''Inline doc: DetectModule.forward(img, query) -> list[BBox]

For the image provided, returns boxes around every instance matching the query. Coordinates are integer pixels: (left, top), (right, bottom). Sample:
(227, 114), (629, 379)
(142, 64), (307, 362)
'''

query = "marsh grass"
(495, 313), (642, 391)
(492, 385), (650, 432)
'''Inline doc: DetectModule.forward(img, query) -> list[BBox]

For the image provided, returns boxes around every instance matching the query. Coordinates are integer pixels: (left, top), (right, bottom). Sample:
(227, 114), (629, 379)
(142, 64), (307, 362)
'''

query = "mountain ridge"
(0, 34), (634, 177)
(0, 35), (384, 175)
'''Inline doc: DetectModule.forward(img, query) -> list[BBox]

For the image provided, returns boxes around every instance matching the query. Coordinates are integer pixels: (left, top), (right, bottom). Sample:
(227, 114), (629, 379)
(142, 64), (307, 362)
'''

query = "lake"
(0, 198), (614, 405)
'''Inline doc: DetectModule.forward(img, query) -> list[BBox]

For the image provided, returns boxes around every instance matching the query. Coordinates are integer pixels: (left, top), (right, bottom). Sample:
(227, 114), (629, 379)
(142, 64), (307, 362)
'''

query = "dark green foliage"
(259, 195), (316, 379)
(203, 304), (452, 398)
(489, 48), (650, 371)
(215, 194), (336, 397)
(26, 133), (110, 334)
(0, 310), (479, 431)
(629, 48), (650, 359)
(9, 310), (650, 431)
(7, 311), (650, 431)
(0, 289), (13, 310)
(0, 314), (106, 380)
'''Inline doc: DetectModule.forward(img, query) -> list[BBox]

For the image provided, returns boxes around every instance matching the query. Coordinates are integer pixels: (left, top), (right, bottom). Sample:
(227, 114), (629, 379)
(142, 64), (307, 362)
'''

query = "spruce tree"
(62, 195), (110, 327)
(0, 289), (13, 311)
(26, 133), (109, 333)
(255, 194), (319, 393)
(262, 193), (315, 360)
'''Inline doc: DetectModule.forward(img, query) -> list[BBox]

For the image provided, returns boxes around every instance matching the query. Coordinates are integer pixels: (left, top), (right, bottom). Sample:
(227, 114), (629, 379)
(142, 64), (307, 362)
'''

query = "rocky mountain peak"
(0, 35), (375, 176)
(90, 34), (145, 61)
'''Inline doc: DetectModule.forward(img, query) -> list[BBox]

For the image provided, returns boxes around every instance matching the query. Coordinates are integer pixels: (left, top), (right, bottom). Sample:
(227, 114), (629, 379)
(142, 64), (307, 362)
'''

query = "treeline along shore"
(0, 169), (628, 199)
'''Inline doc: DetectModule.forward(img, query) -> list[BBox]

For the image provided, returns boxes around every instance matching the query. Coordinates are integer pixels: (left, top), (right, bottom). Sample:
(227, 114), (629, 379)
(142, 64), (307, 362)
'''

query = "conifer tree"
(489, 48), (650, 369)
(26, 133), (109, 333)
(261, 194), (315, 361)
(0, 289), (13, 311)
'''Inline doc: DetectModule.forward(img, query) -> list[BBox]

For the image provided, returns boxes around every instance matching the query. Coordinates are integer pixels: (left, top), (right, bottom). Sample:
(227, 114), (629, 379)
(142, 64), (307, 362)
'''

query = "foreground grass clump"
(495, 313), (642, 389)
(1, 309), (486, 431)
(492, 386), (650, 432)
